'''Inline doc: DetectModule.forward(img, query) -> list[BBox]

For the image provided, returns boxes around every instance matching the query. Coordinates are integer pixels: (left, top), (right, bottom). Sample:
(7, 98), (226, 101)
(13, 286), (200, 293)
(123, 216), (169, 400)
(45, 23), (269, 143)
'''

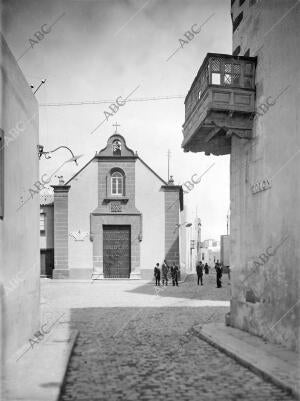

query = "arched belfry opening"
(112, 139), (121, 156)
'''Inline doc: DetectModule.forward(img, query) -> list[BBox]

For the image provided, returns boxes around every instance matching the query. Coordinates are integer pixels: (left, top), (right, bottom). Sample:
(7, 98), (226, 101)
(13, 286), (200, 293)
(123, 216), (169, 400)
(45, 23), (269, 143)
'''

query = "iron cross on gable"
(113, 122), (120, 134)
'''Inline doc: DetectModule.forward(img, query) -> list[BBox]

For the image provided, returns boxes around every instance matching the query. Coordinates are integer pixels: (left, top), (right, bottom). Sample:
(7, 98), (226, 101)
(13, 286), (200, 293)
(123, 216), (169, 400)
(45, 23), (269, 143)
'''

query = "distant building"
(0, 34), (39, 389)
(185, 217), (201, 272)
(192, 217), (202, 269)
(199, 239), (220, 267)
(178, 207), (188, 273)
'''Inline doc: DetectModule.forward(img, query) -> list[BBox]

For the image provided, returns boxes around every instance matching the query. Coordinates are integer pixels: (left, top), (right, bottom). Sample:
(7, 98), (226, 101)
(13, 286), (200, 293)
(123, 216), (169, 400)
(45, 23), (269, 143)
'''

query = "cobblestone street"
(40, 274), (296, 401)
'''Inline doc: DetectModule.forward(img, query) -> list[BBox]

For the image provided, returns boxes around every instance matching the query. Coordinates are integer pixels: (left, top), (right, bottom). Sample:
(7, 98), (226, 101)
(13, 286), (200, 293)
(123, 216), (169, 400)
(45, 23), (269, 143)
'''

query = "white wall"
(68, 160), (98, 272)
(179, 208), (187, 271)
(135, 159), (165, 273)
(0, 34), (40, 360)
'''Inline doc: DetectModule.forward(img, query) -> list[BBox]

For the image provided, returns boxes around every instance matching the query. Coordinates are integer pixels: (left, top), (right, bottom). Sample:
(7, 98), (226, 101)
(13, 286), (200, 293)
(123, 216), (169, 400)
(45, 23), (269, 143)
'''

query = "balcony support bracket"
(205, 127), (221, 143)
(226, 129), (252, 140)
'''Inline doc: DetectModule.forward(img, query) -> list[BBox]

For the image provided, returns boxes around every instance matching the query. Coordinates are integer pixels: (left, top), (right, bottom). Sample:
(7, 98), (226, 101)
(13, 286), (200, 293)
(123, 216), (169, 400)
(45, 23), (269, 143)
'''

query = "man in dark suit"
(154, 263), (161, 286)
(215, 260), (222, 288)
(170, 263), (179, 286)
(161, 260), (169, 286)
(196, 261), (204, 285)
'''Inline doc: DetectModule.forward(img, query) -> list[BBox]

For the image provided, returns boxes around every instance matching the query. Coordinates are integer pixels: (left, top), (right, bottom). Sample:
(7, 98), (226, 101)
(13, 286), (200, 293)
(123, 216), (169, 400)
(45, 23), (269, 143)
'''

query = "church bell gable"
(97, 134), (136, 158)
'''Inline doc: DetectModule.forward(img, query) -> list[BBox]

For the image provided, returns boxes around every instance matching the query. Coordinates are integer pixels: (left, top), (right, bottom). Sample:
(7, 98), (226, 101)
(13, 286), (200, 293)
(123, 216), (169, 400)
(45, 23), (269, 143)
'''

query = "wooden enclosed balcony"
(182, 53), (256, 155)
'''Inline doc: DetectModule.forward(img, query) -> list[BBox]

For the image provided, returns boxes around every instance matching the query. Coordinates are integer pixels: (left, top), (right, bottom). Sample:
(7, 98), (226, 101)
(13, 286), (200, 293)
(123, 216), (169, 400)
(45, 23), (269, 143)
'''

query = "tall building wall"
(0, 34), (40, 359)
(230, 0), (300, 350)
(164, 188), (180, 264)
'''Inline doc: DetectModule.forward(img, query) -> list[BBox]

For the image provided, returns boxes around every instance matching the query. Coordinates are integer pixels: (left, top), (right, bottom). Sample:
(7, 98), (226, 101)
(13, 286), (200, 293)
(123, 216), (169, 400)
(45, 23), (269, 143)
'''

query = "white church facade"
(47, 133), (186, 280)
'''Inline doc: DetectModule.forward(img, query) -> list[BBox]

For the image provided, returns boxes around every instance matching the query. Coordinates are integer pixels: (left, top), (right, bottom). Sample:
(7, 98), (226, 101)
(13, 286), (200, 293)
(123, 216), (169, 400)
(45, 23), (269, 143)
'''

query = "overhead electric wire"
(39, 95), (185, 107)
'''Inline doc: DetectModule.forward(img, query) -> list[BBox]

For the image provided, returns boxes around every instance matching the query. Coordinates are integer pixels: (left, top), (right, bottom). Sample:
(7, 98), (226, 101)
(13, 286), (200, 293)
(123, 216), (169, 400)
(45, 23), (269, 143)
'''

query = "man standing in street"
(196, 261), (204, 285)
(154, 263), (161, 286)
(171, 263), (179, 287)
(162, 259), (169, 286)
(215, 260), (222, 288)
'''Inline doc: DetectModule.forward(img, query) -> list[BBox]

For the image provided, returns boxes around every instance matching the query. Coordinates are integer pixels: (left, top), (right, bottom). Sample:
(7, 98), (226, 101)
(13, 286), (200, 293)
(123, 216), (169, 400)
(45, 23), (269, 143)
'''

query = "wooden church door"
(103, 225), (131, 278)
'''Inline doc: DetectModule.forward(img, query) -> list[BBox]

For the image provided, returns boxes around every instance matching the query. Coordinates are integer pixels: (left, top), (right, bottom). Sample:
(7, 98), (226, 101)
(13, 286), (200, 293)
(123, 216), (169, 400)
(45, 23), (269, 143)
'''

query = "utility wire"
(39, 95), (185, 107)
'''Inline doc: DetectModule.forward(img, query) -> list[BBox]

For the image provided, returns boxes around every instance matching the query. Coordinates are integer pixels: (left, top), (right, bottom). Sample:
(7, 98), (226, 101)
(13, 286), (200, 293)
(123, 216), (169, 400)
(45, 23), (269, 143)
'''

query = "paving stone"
(47, 275), (297, 401)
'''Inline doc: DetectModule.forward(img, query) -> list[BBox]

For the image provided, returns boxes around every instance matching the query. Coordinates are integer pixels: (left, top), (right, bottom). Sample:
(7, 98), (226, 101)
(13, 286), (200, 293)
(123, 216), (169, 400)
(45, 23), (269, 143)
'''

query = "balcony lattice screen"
(185, 55), (255, 120)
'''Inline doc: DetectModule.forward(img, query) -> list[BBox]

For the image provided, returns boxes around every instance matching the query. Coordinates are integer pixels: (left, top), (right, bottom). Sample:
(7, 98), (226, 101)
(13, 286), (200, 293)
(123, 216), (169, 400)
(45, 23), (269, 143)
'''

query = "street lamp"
(37, 145), (81, 165)
(31, 79), (46, 94)
(17, 150), (83, 211)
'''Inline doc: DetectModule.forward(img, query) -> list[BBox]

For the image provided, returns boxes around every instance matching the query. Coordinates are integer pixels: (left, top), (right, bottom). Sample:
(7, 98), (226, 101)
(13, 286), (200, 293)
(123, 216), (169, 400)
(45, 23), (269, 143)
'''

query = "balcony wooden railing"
(185, 53), (256, 121)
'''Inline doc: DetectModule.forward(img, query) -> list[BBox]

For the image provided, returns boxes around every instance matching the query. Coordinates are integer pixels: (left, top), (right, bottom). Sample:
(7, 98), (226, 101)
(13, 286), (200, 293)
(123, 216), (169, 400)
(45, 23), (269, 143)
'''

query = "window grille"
(211, 59), (221, 72)
(111, 202), (122, 213)
(210, 57), (222, 85)
(224, 63), (241, 86)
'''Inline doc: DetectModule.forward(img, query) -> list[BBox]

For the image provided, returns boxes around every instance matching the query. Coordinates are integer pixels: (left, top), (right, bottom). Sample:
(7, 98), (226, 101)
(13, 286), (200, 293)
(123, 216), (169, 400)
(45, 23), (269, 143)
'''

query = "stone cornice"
(94, 155), (138, 161)
(51, 185), (71, 193)
(161, 185), (182, 192)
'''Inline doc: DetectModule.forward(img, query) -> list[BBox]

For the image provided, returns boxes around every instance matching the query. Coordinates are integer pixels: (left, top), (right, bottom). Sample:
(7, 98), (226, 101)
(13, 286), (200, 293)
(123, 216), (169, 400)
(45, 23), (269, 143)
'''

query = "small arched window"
(111, 171), (123, 196)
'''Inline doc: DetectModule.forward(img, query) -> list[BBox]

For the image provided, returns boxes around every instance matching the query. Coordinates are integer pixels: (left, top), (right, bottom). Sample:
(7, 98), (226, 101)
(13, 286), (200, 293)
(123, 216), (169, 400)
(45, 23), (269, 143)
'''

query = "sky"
(2, 0), (231, 240)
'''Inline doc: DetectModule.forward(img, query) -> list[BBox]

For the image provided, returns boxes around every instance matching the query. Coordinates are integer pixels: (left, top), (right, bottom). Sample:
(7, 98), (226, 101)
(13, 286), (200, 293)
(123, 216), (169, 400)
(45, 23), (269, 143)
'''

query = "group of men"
(196, 260), (223, 288)
(154, 260), (179, 287)
(155, 259), (225, 289)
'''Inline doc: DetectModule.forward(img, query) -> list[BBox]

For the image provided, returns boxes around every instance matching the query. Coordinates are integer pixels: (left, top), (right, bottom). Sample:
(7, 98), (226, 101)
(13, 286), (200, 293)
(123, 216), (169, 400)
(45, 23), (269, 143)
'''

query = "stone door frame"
(90, 213), (142, 279)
